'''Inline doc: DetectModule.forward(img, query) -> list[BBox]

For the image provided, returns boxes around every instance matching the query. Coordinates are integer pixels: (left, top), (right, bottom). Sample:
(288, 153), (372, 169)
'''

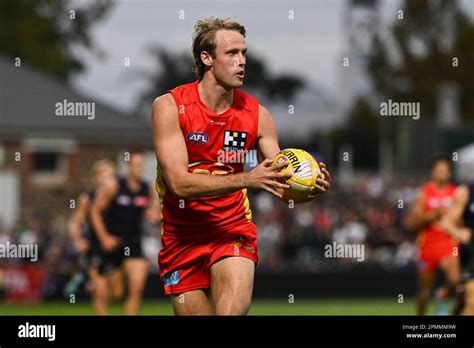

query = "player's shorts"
(98, 237), (145, 276)
(158, 222), (258, 295)
(417, 243), (457, 274)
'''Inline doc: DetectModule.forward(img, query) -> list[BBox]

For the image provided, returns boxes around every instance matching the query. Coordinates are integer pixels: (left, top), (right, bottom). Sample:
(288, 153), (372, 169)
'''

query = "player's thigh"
(439, 255), (460, 285)
(123, 257), (149, 294)
(210, 256), (255, 314)
(171, 289), (213, 315)
(105, 268), (124, 300)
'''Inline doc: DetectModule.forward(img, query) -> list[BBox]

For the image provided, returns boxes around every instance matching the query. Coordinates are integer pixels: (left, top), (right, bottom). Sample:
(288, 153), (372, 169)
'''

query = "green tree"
(368, 0), (474, 120)
(0, 0), (112, 79)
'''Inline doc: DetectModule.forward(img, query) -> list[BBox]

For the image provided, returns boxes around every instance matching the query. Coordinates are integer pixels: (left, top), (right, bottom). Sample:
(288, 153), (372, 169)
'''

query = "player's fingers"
(263, 185), (283, 198)
(261, 158), (274, 167)
(321, 168), (331, 183)
(265, 179), (290, 189)
(272, 159), (290, 171)
(316, 178), (330, 190)
(271, 171), (293, 180)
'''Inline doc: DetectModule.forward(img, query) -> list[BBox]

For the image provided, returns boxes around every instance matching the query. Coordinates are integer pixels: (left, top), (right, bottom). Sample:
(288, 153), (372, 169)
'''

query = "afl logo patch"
(187, 132), (209, 144)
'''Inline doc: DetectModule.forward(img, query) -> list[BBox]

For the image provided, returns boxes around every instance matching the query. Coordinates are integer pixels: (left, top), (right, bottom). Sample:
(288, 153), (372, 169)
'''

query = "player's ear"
(201, 51), (213, 67)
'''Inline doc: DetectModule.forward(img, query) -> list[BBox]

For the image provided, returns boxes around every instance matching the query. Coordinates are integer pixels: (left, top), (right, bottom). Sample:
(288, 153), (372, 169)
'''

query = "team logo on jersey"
(223, 130), (247, 151)
(187, 132), (209, 144)
(163, 270), (179, 286)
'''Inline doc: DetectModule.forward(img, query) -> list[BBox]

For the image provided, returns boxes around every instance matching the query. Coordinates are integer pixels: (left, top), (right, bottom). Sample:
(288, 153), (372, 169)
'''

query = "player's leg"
(122, 257), (149, 315)
(435, 256), (460, 315)
(171, 289), (213, 315)
(88, 267), (108, 315)
(210, 256), (255, 315)
(105, 268), (124, 301)
(416, 270), (436, 315)
(461, 279), (474, 315)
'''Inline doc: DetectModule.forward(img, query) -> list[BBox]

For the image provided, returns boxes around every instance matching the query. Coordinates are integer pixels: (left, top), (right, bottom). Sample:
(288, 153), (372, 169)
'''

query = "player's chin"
(231, 75), (244, 87)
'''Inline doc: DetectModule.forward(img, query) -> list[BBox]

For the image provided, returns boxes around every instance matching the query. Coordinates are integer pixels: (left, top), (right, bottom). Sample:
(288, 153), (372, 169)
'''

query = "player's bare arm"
(151, 94), (292, 199)
(90, 179), (121, 252)
(144, 185), (160, 224)
(406, 190), (441, 231)
(439, 185), (472, 244)
(68, 193), (90, 254)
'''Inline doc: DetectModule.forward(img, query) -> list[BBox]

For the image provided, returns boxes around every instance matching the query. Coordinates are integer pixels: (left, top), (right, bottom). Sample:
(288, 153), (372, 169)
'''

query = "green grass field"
(0, 298), (438, 315)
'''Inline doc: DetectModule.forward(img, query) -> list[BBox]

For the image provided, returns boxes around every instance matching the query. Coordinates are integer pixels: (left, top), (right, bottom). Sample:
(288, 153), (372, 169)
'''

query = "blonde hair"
(90, 159), (116, 177)
(192, 17), (246, 80)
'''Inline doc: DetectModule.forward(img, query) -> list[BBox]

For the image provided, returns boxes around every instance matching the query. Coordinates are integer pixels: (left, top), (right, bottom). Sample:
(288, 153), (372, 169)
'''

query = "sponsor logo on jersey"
(117, 195), (131, 206)
(187, 132), (209, 144)
(163, 270), (179, 286)
(223, 130), (247, 151)
(133, 196), (149, 207)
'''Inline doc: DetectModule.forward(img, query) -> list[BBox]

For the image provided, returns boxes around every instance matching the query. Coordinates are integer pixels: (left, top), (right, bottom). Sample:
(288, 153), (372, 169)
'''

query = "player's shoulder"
(152, 93), (176, 111)
(235, 88), (259, 111)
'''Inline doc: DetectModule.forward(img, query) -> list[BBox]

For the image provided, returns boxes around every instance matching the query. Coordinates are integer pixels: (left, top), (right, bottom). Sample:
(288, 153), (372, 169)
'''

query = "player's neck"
(127, 176), (140, 191)
(198, 76), (234, 114)
(431, 180), (446, 189)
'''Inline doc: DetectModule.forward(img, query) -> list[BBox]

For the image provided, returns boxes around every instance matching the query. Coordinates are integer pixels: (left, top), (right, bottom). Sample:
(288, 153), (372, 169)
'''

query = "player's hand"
(308, 162), (331, 198)
(427, 208), (442, 223)
(73, 238), (89, 254)
(245, 158), (292, 198)
(458, 228), (472, 244)
(100, 234), (121, 252)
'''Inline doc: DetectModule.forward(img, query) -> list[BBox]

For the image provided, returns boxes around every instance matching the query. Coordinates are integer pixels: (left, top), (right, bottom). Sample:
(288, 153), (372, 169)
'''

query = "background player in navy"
(68, 159), (116, 315)
(90, 150), (159, 315)
(440, 182), (474, 315)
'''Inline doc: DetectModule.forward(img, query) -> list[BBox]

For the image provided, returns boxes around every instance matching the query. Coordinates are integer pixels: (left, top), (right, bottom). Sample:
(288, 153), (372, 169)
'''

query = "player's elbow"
(165, 175), (191, 200)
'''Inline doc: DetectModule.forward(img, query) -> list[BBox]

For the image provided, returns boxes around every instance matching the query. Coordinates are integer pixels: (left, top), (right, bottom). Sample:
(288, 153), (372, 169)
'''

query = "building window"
(33, 152), (59, 172)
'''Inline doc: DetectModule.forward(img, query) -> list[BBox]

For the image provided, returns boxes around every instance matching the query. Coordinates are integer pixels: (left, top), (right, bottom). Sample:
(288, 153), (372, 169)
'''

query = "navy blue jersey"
(104, 177), (150, 241)
(460, 183), (474, 270)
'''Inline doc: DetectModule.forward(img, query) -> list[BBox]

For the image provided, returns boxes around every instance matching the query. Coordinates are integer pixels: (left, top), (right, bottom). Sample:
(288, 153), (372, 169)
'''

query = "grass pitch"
(0, 298), (436, 316)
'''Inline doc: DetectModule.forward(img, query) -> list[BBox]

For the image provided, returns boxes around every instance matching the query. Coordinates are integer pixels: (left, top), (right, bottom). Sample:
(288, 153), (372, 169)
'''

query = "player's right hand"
(245, 158), (292, 198)
(73, 238), (89, 254)
(100, 234), (121, 252)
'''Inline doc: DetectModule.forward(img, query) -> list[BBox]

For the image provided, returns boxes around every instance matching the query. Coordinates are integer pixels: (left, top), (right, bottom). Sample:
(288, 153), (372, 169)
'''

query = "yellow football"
(273, 148), (321, 203)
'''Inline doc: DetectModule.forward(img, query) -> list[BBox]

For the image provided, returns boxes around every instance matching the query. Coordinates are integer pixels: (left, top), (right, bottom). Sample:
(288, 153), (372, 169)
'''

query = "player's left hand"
(308, 162), (331, 198)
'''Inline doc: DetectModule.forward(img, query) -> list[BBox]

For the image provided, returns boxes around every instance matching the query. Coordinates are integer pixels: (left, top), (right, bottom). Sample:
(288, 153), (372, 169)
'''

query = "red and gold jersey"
(418, 182), (457, 250)
(156, 81), (259, 237)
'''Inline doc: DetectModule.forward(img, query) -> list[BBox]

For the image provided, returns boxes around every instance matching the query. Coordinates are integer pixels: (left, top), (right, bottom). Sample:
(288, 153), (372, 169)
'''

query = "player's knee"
(110, 287), (124, 301)
(214, 292), (252, 315)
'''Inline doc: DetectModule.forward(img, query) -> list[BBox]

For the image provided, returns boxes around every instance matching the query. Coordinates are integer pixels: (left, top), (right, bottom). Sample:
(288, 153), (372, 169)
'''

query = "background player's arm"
(90, 179), (121, 252)
(439, 185), (472, 244)
(256, 105), (331, 195)
(144, 185), (160, 224)
(405, 190), (441, 232)
(151, 94), (292, 199)
(68, 193), (90, 254)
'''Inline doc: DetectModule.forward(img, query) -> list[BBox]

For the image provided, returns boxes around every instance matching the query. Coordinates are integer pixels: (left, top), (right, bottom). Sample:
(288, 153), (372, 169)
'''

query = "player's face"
(431, 161), (451, 184)
(211, 30), (247, 89)
(94, 166), (115, 187)
(128, 154), (144, 179)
